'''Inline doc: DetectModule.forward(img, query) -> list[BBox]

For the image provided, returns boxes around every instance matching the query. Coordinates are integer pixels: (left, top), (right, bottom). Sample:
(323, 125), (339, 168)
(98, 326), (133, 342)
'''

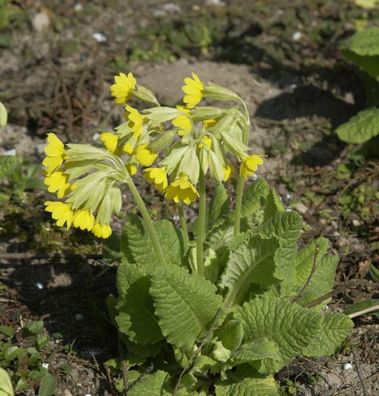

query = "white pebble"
(35, 282), (44, 290)
(343, 363), (353, 370)
(75, 313), (84, 321)
(286, 208), (293, 212)
(4, 149), (16, 156)
(251, 174), (258, 180)
(292, 31), (302, 42)
(74, 3), (83, 12)
(92, 32), (107, 43)
(92, 132), (100, 141)
(42, 362), (49, 369)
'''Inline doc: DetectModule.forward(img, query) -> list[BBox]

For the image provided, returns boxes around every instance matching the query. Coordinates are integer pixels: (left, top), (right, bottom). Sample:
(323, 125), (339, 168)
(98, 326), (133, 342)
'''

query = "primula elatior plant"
(43, 72), (353, 395)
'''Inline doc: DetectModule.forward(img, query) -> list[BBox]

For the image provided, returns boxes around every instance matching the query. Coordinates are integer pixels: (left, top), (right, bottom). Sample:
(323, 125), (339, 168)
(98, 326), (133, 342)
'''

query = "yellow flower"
(203, 119), (217, 128)
(172, 106), (192, 136)
(73, 209), (95, 231)
(165, 174), (199, 205)
(44, 201), (74, 229)
(100, 132), (118, 153)
(144, 167), (168, 192)
(92, 223), (112, 239)
(123, 143), (134, 155)
(240, 155), (264, 178)
(124, 105), (144, 138)
(110, 72), (136, 104)
(182, 73), (204, 109)
(223, 164), (233, 181)
(198, 136), (212, 149)
(44, 171), (71, 198)
(42, 133), (65, 175)
(135, 144), (158, 167)
(126, 163), (138, 176)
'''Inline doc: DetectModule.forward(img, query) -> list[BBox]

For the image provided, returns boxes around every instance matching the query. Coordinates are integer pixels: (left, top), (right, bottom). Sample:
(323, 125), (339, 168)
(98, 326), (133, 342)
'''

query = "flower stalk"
(196, 170), (206, 276)
(233, 174), (245, 235)
(178, 205), (189, 253)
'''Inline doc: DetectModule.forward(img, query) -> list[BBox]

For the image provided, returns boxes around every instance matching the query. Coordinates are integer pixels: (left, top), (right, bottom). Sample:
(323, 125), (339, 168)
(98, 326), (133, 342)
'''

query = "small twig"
(292, 243), (320, 303)
(348, 304), (379, 319)
(352, 345), (369, 396)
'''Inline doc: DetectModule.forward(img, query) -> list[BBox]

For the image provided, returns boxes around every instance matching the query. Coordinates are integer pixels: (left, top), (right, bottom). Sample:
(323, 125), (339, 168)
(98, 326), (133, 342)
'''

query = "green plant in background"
(0, 0), (23, 47)
(337, 27), (379, 144)
(42, 72), (353, 395)
(0, 321), (56, 395)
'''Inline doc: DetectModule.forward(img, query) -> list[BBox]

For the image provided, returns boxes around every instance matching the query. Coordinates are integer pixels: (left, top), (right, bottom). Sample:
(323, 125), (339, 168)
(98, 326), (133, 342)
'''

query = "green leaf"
(235, 296), (322, 373)
(263, 189), (285, 221)
(116, 262), (163, 345)
(0, 368), (14, 396)
(121, 215), (184, 266)
(0, 102), (7, 127)
(343, 27), (379, 56)
(38, 373), (56, 396)
(150, 266), (222, 349)
(128, 370), (170, 396)
(336, 108), (379, 144)
(303, 313), (353, 357)
(241, 178), (269, 217)
(232, 338), (281, 365)
(208, 184), (229, 225)
(220, 237), (279, 306)
(216, 373), (278, 396)
(0, 156), (19, 180)
(24, 320), (44, 335)
(217, 320), (243, 352)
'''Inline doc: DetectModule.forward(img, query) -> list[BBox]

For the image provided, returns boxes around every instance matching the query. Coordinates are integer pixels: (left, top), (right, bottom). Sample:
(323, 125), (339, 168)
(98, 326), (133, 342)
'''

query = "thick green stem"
(125, 175), (166, 266)
(196, 171), (206, 276)
(178, 205), (189, 253)
(234, 174), (245, 236)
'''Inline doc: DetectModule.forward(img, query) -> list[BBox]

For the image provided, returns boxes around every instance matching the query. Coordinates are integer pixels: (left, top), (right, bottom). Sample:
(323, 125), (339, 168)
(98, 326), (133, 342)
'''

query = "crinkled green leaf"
(241, 178), (269, 217)
(235, 296), (322, 373)
(208, 184), (229, 225)
(263, 189), (285, 221)
(217, 320), (243, 352)
(336, 108), (379, 144)
(343, 27), (379, 56)
(121, 214), (184, 266)
(216, 373), (278, 396)
(220, 237), (279, 306)
(127, 370), (170, 396)
(232, 338), (281, 366)
(150, 266), (222, 349)
(303, 313), (353, 357)
(0, 155), (19, 180)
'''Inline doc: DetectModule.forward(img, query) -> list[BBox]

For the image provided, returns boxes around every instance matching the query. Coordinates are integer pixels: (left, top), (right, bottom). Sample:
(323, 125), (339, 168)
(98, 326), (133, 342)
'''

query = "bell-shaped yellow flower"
(44, 171), (71, 198)
(110, 72), (136, 104)
(125, 105), (144, 138)
(100, 132), (118, 153)
(182, 73), (204, 109)
(198, 136), (212, 149)
(73, 209), (95, 231)
(172, 106), (192, 136)
(45, 201), (74, 229)
(223, 164), (233, 181)
(240, 155), (264, 178)
(42, 133), (65, 175)
(144, 167), (168, 192)
(165, 174), (199, 205)
(126, 163), (138, 176)
(92, 223), (112, 239)
(135, 144), (158, 167)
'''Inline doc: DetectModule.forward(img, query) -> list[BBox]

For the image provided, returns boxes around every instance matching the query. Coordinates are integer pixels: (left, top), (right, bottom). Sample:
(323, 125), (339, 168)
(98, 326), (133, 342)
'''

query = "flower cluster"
(43, 71), (263, 236)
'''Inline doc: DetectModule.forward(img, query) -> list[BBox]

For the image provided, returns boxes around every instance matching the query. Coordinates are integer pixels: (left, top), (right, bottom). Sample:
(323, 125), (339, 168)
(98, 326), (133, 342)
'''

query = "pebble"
(295, 202), (308, 214)
(42, 362), (49, 369)
(35, 282), (44, 290)
(92, 32), (107, 43)
(75, 313), (84, 321)
(32, 12), (50, 32)
(74, 3), (83, 12)
(3, 149), (16, 156)
(343, 363), (353, 370)
(292, 31), (302, 41)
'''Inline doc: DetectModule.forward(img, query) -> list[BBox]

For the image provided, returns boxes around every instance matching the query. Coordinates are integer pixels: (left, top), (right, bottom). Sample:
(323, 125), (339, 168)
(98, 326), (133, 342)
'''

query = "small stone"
(352, 219), (360, 227)
(92, 32), (107, 43)
(4, 149), (16, 156)
(295, 202), (308, 214)
(292, 31), (302, 41)
(32, 12), (50, 32)
(35, 282), (44, 290)
(75, 313), (84, 321)
(74, 3), (83, 12)
(343, 363), (353, 370)
(42, 362), (49, 369)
